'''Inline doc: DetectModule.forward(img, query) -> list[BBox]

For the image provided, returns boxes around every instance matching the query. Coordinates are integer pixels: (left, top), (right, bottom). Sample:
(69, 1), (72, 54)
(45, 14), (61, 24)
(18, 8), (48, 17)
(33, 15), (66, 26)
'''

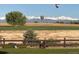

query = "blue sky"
(0, 4), (79, 18)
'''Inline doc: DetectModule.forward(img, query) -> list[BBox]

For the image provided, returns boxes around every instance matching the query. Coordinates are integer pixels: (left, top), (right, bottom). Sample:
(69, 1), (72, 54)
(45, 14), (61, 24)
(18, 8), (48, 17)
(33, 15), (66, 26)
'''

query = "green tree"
(40, 16), (44, 20)
(6, 11), (27, 25)
(23, 30), (37, 45)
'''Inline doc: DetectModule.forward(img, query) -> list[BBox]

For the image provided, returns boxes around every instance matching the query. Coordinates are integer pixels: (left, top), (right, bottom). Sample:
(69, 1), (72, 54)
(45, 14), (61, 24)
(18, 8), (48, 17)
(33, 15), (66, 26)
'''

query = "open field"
(1, 30), (79, 40)
(0, 23), (79, 42)
(1, 23), (79, 27)
(1, 25), (79, 30)
(0, 48), (79, 54)
(0, 23), (79, 54)
(0, 23), (79, 30)
(25, 23), (79, 27)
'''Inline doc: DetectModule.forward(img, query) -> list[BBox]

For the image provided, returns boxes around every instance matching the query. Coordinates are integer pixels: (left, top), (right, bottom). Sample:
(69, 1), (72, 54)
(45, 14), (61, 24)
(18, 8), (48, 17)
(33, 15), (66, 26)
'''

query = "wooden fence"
(0, 38), (79, 48)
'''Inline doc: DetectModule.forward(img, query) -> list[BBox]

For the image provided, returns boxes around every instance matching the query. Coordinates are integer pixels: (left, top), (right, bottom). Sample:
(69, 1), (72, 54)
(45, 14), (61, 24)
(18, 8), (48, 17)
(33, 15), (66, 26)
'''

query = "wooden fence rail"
(0, 38), (79, 48)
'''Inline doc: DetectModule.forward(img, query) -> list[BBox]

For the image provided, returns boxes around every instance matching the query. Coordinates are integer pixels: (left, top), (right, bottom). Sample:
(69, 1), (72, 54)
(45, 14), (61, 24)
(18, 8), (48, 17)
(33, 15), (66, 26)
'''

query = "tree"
(40, 16), (44, 20)
(23, 30), (37, 45)
(6, 11), (27, 25)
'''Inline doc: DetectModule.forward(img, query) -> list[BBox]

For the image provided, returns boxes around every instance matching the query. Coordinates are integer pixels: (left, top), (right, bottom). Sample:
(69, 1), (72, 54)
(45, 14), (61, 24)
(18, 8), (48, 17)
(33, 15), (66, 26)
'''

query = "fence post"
(0, 39), (1, 45)
(3, 38), (5, 48)
(23, 38), (26, 45)
(64, 37), (66, 47)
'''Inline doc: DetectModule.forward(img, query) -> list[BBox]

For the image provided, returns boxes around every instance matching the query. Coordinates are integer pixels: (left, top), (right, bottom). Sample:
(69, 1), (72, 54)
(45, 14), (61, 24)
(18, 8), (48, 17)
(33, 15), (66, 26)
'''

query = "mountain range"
(0, 16), (79, 23)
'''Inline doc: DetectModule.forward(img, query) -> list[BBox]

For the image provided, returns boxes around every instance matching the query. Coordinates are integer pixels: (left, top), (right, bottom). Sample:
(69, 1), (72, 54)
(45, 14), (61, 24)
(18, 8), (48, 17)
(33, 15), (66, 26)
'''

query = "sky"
(0, 4), (79, 18)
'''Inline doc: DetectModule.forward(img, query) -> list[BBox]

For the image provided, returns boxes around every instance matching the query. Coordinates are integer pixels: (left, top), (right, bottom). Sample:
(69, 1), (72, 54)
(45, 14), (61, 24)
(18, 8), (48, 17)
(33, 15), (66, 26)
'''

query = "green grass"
(0, 26), (79, 30)
(0, 48), (79, 54)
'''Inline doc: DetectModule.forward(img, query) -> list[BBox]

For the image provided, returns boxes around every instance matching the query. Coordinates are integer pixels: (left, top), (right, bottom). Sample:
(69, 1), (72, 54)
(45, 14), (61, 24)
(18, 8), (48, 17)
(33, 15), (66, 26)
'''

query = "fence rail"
(1, 39), (79, 41)
(1, 38), (79, 48)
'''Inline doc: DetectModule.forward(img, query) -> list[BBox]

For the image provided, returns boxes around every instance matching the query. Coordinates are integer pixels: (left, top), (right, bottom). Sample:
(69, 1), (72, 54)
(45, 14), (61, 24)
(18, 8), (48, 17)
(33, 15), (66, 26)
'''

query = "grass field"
(0, 26), (79, 30)
(0, 48), (79, 54)
(0, 23), (79, 30)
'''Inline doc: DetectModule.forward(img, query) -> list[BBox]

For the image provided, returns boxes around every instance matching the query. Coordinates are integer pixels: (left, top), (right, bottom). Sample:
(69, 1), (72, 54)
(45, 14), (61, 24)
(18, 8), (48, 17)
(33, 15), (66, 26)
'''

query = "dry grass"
(0, 23), (12, 26)
(25, 23), (79, 26)
(1, 30), (79, 40)
(1, 23), (79, 26)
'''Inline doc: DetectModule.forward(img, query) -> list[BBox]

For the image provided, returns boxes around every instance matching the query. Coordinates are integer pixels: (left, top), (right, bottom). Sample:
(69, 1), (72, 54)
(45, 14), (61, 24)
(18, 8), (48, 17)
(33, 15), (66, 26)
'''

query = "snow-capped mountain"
(0, 16), (79, 23)
(0, 16), (79, 20)
(0, 17), (6, 23)
(26, 16), (79, 23)
(27, 16), (79, 20)
(0, 17), (5, 20)
(57, 16), (78, 20)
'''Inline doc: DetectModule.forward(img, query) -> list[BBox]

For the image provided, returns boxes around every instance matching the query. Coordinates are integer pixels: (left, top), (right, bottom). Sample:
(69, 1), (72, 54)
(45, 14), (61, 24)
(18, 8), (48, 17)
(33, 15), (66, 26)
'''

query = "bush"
(3, 44), (13, 48)
(17, 44), (27, 48)
(23, 30), (37, 45)
(34, 21), (38, 23)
